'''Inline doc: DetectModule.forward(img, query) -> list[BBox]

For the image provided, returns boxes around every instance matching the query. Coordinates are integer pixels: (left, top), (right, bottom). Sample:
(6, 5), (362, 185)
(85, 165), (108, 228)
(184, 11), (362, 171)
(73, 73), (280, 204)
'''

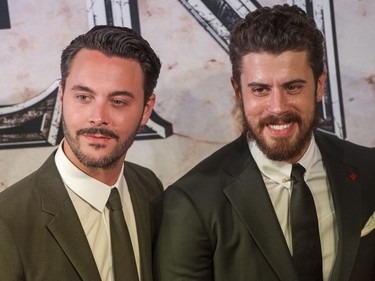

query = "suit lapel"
(316, 133), (362, 281)
(223, 137), (298, 281)
(38, 154), (102, 281)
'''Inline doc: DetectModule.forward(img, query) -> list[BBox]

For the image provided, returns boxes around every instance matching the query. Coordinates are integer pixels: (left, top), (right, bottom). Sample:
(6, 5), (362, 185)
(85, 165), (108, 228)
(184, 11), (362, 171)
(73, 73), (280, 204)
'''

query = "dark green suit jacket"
(154, 131), (375, 281)
(0, 152), (163, 281)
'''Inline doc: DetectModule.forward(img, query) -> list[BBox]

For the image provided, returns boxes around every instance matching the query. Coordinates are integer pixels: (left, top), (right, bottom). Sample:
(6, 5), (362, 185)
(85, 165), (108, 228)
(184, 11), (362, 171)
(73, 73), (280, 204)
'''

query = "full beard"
(62, 118), (139, 169)
(242, 105), (319, 162)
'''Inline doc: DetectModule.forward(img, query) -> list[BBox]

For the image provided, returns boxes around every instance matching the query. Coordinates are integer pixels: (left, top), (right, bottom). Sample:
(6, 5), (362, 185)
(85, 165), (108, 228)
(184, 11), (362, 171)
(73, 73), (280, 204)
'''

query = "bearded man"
(154, 4), (375, 281)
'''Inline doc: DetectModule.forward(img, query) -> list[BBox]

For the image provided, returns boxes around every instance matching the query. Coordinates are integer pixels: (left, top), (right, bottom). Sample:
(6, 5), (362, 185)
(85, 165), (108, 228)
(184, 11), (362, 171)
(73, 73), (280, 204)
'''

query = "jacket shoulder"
(315, 130), (375, 162)
(124, 161), (164, 196)
(185, 135), (248, 175)
(172, 135), (250, 192)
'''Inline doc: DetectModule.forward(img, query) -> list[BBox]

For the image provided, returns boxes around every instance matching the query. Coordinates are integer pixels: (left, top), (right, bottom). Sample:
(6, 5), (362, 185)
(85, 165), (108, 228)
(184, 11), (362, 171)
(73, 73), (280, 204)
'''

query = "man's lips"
(266, 122), (296, 136)
(83, 134), (114, 143)
(85, 134), (112, 139)
(259, 112), (301, 136)
(268, 123), (293, 131)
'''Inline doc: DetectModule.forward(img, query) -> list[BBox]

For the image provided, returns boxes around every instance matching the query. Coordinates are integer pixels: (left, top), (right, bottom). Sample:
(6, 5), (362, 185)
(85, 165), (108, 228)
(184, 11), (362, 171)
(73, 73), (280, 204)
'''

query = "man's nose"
(89, 103), (109, 126)
(267, 88), (289, 115)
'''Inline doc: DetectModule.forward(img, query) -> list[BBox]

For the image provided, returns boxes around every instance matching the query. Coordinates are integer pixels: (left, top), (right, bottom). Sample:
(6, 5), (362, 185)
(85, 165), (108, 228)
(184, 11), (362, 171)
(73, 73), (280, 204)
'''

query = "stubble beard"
(241, 103), (319, 162)
(62, 118), (139, 169)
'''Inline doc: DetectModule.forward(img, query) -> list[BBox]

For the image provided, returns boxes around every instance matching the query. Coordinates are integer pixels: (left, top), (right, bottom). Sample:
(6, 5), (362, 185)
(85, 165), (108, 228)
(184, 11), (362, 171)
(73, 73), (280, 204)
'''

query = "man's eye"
(252, 87), (268, 95)
(286, 84), (302, 92)
(77, 95), (89, 101)
(113, 99), (127, 105)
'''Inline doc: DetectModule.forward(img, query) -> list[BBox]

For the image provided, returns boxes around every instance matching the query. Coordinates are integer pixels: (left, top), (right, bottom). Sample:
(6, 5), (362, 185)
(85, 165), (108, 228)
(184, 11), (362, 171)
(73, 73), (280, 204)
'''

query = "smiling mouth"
(268, 123), (293, 131)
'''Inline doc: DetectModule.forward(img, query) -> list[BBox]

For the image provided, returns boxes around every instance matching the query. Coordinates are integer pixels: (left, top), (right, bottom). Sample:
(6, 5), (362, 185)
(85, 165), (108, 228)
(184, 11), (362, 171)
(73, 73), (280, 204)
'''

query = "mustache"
(259, 112), (301, 128)
(76, 127), (119, 140)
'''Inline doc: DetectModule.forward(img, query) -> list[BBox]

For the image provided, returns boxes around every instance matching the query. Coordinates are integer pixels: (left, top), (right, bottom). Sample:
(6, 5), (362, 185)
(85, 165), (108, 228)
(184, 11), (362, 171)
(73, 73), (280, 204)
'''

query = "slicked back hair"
(60, 25), (161, 105)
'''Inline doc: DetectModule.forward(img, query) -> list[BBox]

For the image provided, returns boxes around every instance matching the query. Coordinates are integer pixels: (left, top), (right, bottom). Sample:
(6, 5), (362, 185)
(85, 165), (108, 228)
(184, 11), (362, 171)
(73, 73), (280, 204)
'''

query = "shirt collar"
(54, 140), (124, 212)
(249, 135), (318, 188)
(297, 134), (322, 179)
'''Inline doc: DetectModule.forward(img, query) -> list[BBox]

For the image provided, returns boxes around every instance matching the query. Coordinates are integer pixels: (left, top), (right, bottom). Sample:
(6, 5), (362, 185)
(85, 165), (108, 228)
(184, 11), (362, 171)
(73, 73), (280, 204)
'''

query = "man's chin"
(81, 157), (119, 170)
(260, 134), (312, 162)
(253, 134), (294, 160)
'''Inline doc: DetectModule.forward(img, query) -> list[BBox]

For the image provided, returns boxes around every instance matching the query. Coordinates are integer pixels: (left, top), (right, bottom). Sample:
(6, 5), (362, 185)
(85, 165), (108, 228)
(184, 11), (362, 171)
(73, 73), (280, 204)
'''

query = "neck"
(62, 140), (125, 186)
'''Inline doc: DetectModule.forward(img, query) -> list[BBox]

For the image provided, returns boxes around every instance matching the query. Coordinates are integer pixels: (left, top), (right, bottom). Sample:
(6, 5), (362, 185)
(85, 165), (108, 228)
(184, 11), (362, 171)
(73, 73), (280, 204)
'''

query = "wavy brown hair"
(229, 4), (324, 89)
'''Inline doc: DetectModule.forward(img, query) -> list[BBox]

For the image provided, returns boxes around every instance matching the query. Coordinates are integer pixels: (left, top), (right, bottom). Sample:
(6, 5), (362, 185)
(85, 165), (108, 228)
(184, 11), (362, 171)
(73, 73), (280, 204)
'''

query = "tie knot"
(291, 163), (306, 183)
(106, 188), (123, 210)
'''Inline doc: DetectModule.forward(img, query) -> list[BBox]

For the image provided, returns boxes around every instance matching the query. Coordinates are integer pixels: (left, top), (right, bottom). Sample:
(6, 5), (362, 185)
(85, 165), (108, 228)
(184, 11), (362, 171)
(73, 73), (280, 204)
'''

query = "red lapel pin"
(349, 173), (358, 181)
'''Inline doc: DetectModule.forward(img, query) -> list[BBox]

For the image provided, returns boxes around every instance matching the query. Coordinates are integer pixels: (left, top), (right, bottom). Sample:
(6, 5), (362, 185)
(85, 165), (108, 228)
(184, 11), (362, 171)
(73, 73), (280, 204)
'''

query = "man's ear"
(316, 68), (327, 103)
(140, 93), (156, 126)
(231, 77), (242, 104)
(58, 82), (64, 111)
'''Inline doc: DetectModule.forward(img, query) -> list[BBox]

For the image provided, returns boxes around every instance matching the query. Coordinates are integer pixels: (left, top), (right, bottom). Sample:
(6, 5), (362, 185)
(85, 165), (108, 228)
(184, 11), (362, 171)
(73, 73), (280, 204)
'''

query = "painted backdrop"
(0, 0), (374, 190)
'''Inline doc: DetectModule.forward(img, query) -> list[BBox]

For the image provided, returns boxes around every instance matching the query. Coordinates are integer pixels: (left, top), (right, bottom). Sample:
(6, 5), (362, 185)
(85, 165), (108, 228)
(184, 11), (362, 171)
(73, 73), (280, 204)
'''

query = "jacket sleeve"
(0, 216), (24, 280)
(153, 186), (213, 281)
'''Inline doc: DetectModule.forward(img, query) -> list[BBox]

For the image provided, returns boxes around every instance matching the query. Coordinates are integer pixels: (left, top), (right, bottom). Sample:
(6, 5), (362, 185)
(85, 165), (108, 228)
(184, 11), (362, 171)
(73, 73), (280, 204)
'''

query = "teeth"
(269, 123), (292, 130)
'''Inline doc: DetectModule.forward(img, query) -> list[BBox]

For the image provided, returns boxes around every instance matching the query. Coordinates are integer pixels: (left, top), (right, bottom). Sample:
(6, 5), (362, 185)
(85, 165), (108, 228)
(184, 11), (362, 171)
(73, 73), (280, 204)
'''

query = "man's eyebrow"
(71, 84), (94, 93)
(247, 82), (270, 88)
(108, 91), (135, 99)
(247, 79), (308, 88)
(282, 79), (307, 86)
(70, 85), (135, 99)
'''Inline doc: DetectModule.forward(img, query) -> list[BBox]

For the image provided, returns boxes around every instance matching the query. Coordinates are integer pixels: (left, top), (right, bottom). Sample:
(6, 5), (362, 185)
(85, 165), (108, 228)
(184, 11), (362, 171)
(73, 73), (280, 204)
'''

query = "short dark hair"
(229, 4), (324, 88)
(60, 25), (161, 104)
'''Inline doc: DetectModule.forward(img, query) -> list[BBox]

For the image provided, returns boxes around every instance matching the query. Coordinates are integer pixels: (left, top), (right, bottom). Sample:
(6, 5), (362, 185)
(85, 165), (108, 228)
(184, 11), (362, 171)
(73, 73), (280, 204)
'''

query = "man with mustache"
(0, 26), (163, 281)
(154, 4), (375, 281)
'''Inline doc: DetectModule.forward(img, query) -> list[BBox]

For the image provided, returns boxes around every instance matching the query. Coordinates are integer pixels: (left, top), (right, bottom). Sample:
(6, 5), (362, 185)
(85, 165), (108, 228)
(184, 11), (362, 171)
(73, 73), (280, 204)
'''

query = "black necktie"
(106, 188), (139, 281)
(290, 164), (323, 281)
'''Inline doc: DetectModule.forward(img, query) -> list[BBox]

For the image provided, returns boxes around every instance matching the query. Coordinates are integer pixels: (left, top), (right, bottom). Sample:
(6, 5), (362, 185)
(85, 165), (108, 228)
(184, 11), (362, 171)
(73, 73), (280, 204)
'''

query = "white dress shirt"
(54, 141), (140, 281)
(249, 135), (338, 281)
